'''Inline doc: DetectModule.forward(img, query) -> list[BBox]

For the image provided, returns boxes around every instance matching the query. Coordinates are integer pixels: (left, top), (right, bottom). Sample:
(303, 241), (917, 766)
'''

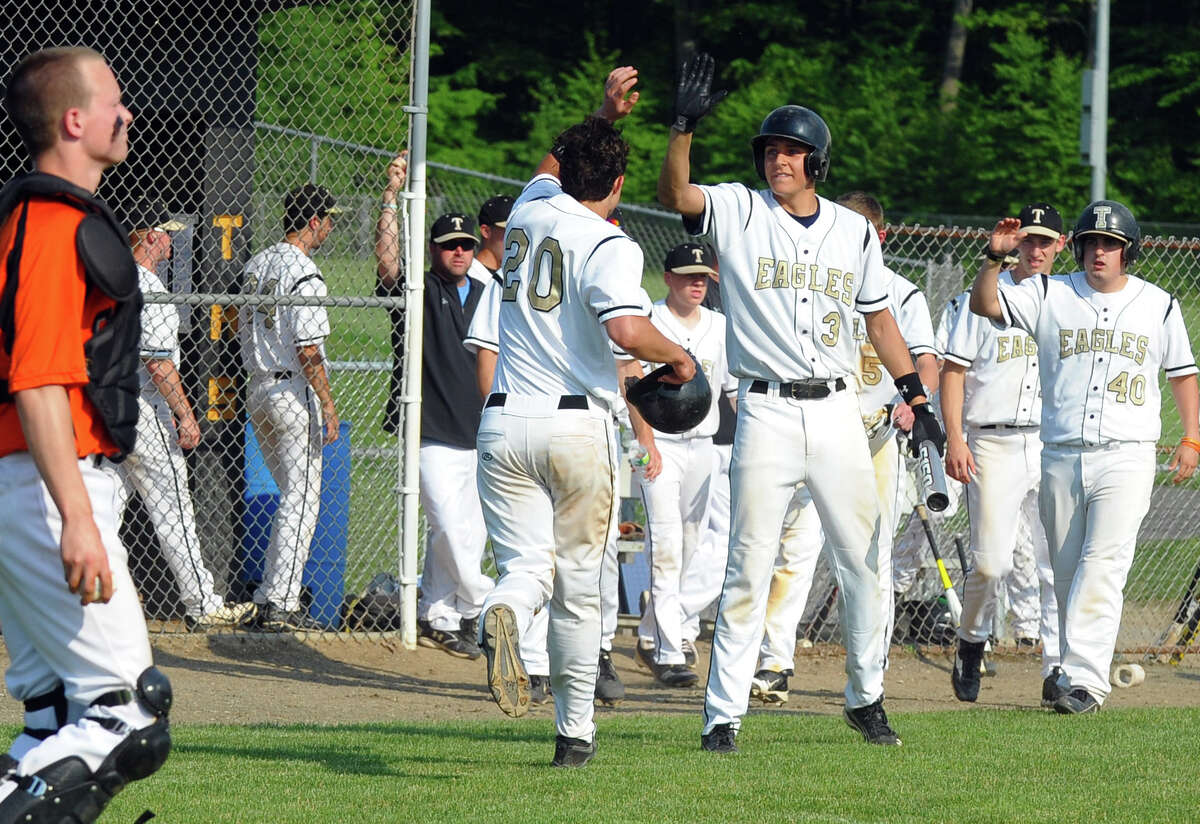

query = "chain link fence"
(3, 2), (1198, 658)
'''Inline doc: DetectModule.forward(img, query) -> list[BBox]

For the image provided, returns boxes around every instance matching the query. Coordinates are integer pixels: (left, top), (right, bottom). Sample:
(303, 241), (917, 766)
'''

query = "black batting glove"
(910, 403), (946, 458)
(673, 52), (728, 133)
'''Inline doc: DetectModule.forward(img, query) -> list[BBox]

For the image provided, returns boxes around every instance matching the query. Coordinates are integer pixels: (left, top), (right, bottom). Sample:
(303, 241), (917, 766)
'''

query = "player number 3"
(501, 228), (564, 312)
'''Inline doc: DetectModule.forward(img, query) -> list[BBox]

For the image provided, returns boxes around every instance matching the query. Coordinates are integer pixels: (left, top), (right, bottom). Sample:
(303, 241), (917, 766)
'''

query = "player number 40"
(1107, 371), (1146, 405)
(500, 228), (563, 312)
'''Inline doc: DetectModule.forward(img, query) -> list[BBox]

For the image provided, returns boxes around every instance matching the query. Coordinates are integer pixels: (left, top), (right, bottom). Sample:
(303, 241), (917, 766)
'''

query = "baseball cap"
(121, 200), (186, 233)
(1018, 203), (1063, 239)
(284, 184), (343, 231)
(477, 195), (514, 228)
(665, 242), (717, 276)
(431, 213), (477, 244)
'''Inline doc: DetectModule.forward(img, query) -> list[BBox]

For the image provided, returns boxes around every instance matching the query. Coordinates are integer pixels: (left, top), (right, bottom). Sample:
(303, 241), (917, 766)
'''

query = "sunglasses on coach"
(437, 239), (476, 252)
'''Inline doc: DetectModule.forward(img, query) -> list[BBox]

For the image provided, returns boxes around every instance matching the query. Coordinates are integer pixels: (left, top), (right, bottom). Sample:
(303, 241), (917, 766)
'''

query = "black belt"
(485, 393), (588, 410)
(979, 423), (1037, 430)
(749, 378), (846, 400)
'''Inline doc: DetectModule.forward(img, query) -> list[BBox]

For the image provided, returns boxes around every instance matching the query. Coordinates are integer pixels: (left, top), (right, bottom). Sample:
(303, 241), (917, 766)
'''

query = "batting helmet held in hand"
(1071, 200), (1141, 267)
(625, 355), (711, 435)
(751, 105), (832, 182)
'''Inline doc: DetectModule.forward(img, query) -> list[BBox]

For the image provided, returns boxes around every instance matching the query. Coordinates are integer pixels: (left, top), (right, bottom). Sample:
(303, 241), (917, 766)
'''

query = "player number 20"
(243, 274), (279, 329)
(501, 228), (563, 312)
(1106, 371), (1146, 406)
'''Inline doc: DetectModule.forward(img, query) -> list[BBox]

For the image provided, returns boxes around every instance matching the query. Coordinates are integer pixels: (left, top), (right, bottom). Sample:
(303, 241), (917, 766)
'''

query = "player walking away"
(0, 47), (171, 820)
(476, 66), (694, 767)
(944, 203), (1064, 704)
(408, 213), (493, 657)
(469, 195), (515, 285)
(634, 243), (736, 689)
(658, 53), (946, 750)
(970, 201), (1199, 713)
(120, 202), (256, 631)
(240, 184), (341, 631)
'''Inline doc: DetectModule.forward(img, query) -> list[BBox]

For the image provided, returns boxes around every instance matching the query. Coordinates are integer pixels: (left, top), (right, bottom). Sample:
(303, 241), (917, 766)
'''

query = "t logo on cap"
(1093, 205), (1111, 229)
(1029, 207), (1046, 224)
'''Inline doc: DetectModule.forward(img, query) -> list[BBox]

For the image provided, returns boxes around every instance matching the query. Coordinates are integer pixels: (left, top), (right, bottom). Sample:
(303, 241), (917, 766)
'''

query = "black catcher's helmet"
(1072, 200), (1141, 267)
(625, 354), (711, 435)
(750, 105), (832, 182)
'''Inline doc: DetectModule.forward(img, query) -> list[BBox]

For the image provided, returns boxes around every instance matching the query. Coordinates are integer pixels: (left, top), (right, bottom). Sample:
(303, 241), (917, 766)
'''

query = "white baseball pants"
(418, 440), (493, 631)
(703, 382), (884, 735)
(637, 437), (715, 665)
(681, 443), (732, 642)
(758, 484), (823, 672)
(959, 428), (1060, 676)
(477, 396), (617, 743)
(247, 375), (323, 612)
(1040, 441), (1155, 703)
(0, 453), (158, 770)
(120, 395), (223, 618)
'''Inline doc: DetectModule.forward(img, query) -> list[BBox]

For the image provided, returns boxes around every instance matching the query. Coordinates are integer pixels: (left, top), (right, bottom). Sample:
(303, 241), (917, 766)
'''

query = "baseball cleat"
(844, 699), (902, 746)
(656, 664), (699, 688)
(529, 675), (553, 706)
(594, 649), (625, 706)
(634, 637), (656, 671)
(551, 734), (596, 768)
(681, 638), (698, 669)
(1041, 667), (1065, 708)
(701, 723), (738, 754)
(1053, 688), (1100, 715)
(417, 619), (481, 660)
(185, 601), (256, 632)
(481, 605), (530, 717)
(750, 668), (792, 704)
(952, 638), (985, 702)
(250, 603), (325, 632)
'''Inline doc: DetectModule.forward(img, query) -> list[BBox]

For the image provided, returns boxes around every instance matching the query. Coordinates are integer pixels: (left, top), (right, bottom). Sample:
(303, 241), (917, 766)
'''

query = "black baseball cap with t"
(430, 213), (477, 245)
(284, 184), (342, 232)
(478, 195), (514, 228)
(120, 200), (186, 233)
(665, 242), (718, 276)
(1018, 203), (1063, 239)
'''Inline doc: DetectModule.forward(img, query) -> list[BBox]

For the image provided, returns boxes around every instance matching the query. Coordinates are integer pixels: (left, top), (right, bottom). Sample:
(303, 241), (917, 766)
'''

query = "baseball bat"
(953, 536), (969, 574)
(915, 504), (962, 628)
(917, 440), (950, 512)
(1148, 558), (1200, 663)
(1171, 605), (1200, 665)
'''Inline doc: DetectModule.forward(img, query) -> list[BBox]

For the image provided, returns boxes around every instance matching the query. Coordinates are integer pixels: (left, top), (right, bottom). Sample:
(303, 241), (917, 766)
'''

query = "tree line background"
(258, 0), (1199, 230)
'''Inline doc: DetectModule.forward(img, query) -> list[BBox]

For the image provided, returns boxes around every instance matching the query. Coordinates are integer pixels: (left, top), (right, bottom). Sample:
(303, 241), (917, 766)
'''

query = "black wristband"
(672, 114), (693, 133)
(894, 372), (926, 405)
(984, 246), (1009, 263)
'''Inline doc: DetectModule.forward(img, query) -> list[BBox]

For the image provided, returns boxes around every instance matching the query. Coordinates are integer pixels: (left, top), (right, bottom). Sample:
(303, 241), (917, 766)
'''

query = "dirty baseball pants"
(637, 436), (715, 665)
(681, 443), (732, 642)
(120, 395), (224, 619)
(247, 374), (323, 612)
(477, 395), (617, 743)
(1039, 441), (1154, 704)
(959, 427), (1060, 676)
(703, 382), (885, 735)
(0, 453), (159, 776)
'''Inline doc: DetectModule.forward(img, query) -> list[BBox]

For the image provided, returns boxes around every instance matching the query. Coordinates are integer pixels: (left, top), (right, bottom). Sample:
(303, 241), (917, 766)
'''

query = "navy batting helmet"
(750, 105), (831, 182)
(1071, 200), (1141, 267)
(625, 355), (711, 435)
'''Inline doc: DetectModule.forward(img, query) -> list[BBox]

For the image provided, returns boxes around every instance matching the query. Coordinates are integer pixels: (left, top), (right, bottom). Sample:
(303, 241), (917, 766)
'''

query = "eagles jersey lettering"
(997, 272), (1197, 445)
(690, 185), (889, 382)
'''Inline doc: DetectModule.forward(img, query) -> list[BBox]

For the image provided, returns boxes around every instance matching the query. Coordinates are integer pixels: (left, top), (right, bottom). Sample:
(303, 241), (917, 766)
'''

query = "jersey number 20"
(500, 228), (563, 312)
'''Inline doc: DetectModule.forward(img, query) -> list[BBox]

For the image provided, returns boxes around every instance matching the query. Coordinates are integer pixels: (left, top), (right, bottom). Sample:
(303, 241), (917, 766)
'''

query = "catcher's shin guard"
(0, 668), (172, 824)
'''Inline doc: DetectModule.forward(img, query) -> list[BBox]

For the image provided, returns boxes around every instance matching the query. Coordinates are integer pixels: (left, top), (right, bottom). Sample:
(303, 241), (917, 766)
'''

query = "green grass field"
(81, 710), (1200, 822)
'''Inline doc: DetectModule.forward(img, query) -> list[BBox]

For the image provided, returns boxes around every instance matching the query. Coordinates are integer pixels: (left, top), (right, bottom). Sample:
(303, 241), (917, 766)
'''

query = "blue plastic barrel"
(241, 420), (350, 628)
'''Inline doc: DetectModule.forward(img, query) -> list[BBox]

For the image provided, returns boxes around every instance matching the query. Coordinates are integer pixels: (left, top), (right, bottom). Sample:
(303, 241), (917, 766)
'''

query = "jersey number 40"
(500, 228), (563, 312)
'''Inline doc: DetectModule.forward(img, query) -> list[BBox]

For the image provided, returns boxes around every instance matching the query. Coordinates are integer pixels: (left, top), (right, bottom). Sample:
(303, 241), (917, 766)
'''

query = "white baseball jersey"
(937, 291), (967, 354)
(853, 268), (938, 414)
(945, 271), (1042, 427)
(640, 302), (737, 440)
(467, 257), (497, 286)
(240, 242), (330, 374)
(136, 264), (179, 397)
(463, 275), (503, 355)
(997, 272), (1198, 444)
(492, 174), (649, 410)
(692, 186), (889, 381)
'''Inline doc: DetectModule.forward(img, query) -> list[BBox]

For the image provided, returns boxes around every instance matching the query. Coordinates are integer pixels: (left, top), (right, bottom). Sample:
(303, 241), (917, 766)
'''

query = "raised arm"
(969, 218), (1024, 320)
(657, 52), (724, 219)
(535, 66), (641, 178)
(375, 150), (408, 288)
